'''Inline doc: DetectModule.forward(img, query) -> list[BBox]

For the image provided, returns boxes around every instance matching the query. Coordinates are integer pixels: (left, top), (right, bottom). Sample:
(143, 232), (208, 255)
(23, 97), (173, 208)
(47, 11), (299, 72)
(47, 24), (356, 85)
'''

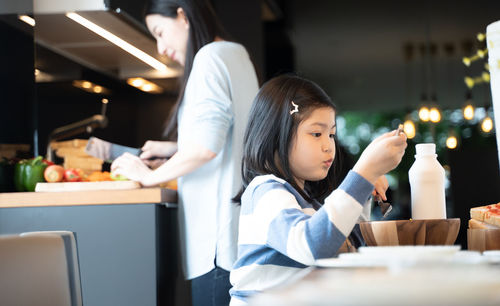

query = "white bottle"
(408, 143), (447, 219)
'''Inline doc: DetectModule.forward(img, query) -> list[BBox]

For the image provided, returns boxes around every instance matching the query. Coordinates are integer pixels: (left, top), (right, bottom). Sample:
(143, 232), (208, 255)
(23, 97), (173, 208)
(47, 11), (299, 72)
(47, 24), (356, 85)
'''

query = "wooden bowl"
(359, 218), (460, 246)
(467, 229), (500, 252)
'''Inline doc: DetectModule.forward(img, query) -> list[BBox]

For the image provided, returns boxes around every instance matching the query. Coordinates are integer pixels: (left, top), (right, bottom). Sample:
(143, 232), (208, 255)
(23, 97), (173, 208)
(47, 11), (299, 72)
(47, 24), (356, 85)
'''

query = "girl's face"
(146, 10), (189, 66)
(288, 106), (336, 189)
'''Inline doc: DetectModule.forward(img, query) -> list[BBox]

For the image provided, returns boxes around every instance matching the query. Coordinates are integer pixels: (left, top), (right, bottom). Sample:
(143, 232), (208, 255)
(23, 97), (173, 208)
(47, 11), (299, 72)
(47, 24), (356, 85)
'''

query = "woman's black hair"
(145, 0), (229, 140)
(234, 74), (343, 204)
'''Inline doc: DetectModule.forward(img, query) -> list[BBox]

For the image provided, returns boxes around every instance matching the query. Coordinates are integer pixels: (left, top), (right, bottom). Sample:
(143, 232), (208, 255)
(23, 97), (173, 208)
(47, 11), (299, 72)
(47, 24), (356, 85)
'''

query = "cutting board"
(35, 181), (141, 192)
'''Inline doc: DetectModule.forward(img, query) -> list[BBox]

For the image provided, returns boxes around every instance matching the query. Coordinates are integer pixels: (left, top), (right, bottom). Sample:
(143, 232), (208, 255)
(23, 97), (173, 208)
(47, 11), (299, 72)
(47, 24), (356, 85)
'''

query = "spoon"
(374, 195), (392, 219)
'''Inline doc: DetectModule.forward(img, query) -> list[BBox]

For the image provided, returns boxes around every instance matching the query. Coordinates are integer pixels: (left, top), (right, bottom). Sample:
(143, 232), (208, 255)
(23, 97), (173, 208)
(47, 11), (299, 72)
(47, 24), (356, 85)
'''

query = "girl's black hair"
(234, 74), (343, 204)
(145, 0), (229, 140)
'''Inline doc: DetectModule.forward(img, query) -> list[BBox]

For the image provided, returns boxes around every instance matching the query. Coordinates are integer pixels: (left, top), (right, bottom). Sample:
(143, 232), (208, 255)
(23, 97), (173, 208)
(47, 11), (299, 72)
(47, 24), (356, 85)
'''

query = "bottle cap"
(415, 143), (436, 156)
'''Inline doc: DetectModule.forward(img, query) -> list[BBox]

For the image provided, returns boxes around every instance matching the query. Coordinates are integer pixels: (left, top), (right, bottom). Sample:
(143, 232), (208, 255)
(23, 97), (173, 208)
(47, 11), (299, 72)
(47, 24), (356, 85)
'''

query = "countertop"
(248, 255), (500, 305)
(0, 188), (177, 208)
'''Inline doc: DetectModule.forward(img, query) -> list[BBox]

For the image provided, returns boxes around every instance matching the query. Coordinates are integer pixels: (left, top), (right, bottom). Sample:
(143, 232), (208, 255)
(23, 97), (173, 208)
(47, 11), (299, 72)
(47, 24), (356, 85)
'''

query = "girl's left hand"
(111, 152), (152, 184)
(371, 175), (389, 201)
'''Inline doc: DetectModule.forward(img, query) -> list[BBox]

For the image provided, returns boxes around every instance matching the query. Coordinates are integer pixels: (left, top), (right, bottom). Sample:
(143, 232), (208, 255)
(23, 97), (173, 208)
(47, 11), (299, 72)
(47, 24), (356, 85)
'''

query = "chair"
(0, 231), (83, 306)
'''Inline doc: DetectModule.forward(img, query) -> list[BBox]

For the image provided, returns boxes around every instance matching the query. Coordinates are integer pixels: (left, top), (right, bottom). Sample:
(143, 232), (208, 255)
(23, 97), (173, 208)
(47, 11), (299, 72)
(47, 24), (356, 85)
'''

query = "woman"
(111, 0), (259, 305)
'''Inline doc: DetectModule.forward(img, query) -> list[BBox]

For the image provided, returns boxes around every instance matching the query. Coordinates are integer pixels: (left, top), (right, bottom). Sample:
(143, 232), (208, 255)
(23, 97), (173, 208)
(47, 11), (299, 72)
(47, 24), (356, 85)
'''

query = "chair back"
(0, 231), (83, 306)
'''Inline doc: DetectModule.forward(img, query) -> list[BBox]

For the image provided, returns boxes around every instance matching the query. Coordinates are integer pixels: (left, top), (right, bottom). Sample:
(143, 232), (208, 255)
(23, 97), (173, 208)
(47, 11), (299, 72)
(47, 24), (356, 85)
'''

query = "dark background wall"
(0, 15), (35, 146)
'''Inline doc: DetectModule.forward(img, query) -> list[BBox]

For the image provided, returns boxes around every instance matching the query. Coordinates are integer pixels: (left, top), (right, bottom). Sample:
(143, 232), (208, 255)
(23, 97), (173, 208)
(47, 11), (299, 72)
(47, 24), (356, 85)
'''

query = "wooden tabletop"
(0, 188), (177, 208)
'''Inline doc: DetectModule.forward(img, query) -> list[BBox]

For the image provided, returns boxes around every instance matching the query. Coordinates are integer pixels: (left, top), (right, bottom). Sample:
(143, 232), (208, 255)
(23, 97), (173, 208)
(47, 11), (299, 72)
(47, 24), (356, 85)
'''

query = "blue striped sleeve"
(338, 170), (374, 204)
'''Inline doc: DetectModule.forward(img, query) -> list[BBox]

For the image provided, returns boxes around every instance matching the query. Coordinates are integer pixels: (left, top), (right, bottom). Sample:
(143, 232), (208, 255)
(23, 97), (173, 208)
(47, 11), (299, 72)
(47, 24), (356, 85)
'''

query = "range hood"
(34, 0), (181, 80)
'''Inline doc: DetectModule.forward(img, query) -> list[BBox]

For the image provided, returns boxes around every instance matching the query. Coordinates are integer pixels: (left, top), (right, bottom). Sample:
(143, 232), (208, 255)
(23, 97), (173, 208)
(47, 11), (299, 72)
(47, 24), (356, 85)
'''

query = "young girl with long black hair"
(229, 75), (407, 305)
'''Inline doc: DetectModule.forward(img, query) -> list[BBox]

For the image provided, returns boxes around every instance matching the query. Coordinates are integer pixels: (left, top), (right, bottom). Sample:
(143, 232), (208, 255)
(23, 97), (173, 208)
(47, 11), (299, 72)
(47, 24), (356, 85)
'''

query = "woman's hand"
(140, 141), (177, 160)
(353, 129), (407, 184)
(372, 175), (389, 201)
(111, 152), (153, 184)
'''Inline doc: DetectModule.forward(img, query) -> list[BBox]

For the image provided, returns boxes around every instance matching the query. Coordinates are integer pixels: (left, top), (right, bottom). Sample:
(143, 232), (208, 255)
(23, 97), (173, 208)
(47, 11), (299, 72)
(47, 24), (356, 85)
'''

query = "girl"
(111, 0), (259, 304)
(229, 75), (407, 305)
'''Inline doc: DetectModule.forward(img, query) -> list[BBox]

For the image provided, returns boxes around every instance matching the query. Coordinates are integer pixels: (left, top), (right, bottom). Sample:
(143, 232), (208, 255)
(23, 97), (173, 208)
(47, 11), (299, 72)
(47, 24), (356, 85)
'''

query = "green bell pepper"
(14, 159), (28, 191)
(14, 156), (48, 192)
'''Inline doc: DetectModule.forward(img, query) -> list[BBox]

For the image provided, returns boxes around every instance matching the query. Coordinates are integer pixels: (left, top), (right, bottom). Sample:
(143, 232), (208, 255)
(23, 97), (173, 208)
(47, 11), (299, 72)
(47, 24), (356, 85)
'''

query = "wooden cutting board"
(35, 181), (141, 192)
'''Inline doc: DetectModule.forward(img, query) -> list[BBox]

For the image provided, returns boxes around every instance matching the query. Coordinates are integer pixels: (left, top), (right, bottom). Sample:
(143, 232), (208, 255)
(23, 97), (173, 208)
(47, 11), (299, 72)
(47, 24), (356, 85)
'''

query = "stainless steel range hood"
(34, 0), (181, 80)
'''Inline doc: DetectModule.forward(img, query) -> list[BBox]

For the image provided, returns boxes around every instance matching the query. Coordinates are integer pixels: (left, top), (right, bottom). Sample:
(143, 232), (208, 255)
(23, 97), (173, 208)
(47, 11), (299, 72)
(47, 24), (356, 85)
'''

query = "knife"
(85, 137), (141, 162)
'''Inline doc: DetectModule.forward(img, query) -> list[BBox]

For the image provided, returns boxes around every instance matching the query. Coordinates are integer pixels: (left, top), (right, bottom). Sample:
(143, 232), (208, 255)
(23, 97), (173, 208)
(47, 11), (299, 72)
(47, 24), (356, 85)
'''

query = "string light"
(403, 119), (416, 139)
(463, 104), (474, 120)
(481, 116), (493, 133)
(446, 134), (458, 149)
(429, 107), (441, 123)
(419, 106), (430, 122)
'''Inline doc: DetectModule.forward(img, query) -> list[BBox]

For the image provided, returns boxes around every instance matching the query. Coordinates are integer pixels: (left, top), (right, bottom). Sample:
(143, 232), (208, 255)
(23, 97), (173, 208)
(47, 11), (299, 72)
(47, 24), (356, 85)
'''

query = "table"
(249, 255), (500, 305)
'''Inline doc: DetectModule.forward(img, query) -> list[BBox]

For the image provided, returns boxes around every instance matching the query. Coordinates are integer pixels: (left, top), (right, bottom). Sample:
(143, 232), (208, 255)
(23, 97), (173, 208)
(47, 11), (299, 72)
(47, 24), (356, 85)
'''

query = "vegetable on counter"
(87, 171), (112, 182)
(44, 165), (65, 183)
(110, 172), (128, 181)
(64, 168), (82, 182)
(14, 156), (48, 192)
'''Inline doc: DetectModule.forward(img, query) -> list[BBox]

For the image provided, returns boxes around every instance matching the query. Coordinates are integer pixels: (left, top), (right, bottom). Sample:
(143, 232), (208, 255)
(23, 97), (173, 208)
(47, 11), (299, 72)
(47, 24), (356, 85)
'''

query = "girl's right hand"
(140, 141), (178, 160)
(352, 129), (407, 184)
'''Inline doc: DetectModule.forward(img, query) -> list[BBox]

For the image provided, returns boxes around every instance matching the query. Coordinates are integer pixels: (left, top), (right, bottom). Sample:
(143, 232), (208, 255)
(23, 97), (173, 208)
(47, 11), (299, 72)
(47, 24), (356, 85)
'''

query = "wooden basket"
(360, 218), (460, 246)
(467, 229), (500, 252)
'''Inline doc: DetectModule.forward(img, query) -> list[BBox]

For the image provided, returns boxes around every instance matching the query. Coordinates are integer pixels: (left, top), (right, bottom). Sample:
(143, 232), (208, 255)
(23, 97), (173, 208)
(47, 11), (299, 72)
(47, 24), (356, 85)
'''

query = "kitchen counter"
(0, 187), (177, 208)
(0, 187), (180, 306)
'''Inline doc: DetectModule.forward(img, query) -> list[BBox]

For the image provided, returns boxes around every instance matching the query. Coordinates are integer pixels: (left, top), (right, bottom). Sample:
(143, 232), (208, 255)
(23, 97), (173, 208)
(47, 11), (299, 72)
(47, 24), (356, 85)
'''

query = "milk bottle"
(408, 143), (446, 219)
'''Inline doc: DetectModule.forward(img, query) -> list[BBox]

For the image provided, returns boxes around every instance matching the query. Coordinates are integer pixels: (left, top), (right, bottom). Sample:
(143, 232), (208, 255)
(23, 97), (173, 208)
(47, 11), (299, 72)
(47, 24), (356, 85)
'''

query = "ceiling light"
(73, 80), (111, 95)
(131, 78), (144, 87)
(127, 77), (164, 94)
(18, 15), (35, 27)
(66, 12), (168, 73)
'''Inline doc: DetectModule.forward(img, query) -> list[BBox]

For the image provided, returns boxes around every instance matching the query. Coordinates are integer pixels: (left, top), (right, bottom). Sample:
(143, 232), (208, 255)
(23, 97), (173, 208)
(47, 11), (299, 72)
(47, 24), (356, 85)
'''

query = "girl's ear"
(177, 7), (189, 29)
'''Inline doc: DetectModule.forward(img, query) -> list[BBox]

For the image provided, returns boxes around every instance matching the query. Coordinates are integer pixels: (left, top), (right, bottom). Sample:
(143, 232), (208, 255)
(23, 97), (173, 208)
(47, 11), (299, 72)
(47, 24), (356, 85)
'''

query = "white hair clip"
(290, 101), (299, 115)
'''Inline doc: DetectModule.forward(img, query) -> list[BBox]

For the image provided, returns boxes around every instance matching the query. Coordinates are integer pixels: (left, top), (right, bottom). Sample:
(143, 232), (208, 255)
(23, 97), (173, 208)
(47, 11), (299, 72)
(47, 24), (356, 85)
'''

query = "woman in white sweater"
(111, 1), (259, 305)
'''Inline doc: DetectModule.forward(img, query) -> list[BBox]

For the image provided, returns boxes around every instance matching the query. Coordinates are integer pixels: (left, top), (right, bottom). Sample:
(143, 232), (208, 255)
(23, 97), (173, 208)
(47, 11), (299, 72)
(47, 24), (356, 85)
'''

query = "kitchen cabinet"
(0, 188), (180, 306)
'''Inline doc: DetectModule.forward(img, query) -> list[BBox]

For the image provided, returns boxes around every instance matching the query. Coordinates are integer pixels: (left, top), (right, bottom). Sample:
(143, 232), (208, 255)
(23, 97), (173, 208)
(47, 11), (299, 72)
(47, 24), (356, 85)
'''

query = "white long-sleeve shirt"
(229, 170), (373, 305)
(177, 41), (259, 279)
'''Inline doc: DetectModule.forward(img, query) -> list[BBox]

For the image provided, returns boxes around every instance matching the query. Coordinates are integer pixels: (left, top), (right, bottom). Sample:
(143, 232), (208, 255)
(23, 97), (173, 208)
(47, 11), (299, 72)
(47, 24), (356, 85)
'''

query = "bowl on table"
(359, 218), (460, 246)
(467, 229), (500, 252)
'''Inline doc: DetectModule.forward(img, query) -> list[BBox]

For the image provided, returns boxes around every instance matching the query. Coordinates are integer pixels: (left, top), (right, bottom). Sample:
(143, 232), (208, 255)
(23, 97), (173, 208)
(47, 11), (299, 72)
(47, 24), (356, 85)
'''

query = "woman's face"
(288, 106), (337, 189)
(146, 10), (189, 66)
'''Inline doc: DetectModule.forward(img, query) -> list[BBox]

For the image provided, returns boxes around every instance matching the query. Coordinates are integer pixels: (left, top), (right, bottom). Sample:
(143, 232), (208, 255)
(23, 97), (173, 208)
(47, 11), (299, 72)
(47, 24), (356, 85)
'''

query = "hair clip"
(290, 101), (299, 115)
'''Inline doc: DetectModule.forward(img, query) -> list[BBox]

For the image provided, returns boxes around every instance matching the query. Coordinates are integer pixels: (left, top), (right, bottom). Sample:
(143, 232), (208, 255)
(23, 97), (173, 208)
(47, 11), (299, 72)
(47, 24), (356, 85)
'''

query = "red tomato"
(44, 165), (65, 182)
(64, 168), (81, 182)
(42, 159), (55, 166)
